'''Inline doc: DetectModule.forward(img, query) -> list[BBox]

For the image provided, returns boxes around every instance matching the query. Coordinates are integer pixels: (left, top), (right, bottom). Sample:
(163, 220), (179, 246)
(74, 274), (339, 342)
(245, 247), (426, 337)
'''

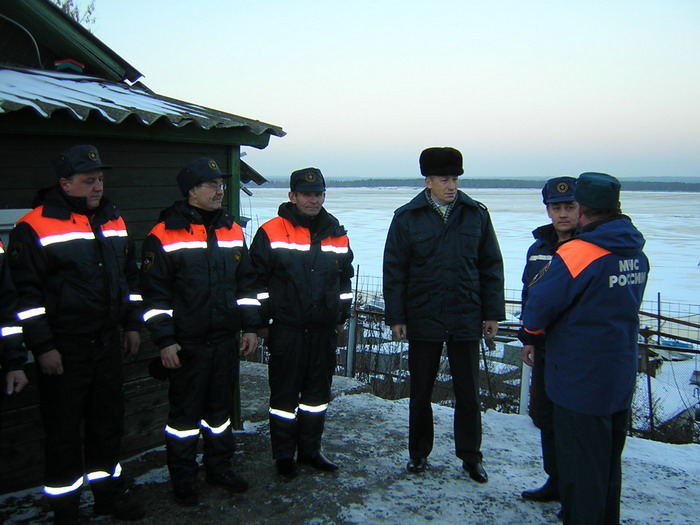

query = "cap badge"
(305, 172), (317, 182)
(88, 150), (98, 162)
(556, 182), (570, 194)
(208, 160), (219, 171)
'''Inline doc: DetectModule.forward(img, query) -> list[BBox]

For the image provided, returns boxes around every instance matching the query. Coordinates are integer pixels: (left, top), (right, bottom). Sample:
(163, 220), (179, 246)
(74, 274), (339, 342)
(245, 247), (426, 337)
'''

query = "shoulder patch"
(141, 251), (155, 272)
(528, 261), (550, 287)
(8, 242), (23, 266)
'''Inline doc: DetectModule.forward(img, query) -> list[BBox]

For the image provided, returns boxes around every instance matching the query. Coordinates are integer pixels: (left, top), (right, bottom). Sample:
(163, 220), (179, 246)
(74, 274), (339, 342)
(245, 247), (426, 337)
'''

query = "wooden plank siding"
(0, 133), (248, 493)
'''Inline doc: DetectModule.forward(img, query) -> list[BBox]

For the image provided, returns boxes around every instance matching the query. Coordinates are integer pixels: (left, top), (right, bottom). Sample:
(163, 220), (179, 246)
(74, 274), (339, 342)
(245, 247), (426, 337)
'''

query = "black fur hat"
(419, 147), (464, 177)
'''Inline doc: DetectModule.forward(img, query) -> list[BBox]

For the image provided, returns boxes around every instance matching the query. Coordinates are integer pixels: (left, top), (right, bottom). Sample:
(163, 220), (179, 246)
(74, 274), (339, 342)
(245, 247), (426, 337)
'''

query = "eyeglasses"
(200, 182), (226, 191)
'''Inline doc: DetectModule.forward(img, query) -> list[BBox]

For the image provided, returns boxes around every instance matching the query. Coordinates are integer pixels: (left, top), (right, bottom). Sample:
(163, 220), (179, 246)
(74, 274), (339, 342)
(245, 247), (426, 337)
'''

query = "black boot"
(406, 457), (428, 473)
(276, 458), (298, 479)
(462, 461), (488, 483)
(92, 479), (145, 521)
(297, 451), (339, 471)
(521, 478), (559, 502)
(49, 490), (81, 525)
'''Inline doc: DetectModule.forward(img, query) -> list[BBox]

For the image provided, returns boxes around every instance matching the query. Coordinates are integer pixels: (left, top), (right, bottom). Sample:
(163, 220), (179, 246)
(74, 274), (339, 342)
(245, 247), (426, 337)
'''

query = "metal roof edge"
(0, 67), (286, 140)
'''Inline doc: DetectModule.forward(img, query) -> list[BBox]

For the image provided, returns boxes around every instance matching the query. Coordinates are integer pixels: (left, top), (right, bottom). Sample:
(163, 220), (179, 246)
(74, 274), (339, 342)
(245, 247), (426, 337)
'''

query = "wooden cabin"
(0, 0), (284, 493)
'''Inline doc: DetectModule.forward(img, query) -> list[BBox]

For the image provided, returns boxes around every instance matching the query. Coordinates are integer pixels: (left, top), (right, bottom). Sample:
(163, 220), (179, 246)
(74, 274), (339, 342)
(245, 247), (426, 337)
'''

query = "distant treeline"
(255, 178), (700, 192)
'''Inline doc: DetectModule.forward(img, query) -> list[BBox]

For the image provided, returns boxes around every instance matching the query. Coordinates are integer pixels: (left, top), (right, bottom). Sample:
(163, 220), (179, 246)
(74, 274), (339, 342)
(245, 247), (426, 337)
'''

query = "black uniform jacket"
(8, 186), (141, 356)
(250, 203), (354, 329)
(383, 190), (505, 342)
(140, 201), (260, 350)
(0, 241), (26, 371)
(517, 223), (560, 347)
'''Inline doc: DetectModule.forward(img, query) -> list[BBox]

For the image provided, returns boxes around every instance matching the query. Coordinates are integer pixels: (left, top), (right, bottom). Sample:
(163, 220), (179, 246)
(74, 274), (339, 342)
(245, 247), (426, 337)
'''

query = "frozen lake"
(240, 186), (700, 305)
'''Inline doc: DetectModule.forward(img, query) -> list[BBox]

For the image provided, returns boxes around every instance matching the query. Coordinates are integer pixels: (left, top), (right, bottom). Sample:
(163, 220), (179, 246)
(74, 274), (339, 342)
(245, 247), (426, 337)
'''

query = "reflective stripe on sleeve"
(236, 297), (261, 306)
(143, 309), (173, 322)
(101, 229), (128, 238)
(1, 326), (22, 337)
(321, 245), (349, 254)
(129, 294), (143, 302)
(257, 292), (269, 300)
(339, 292), (353, 301)
(17, 307), (46, 320)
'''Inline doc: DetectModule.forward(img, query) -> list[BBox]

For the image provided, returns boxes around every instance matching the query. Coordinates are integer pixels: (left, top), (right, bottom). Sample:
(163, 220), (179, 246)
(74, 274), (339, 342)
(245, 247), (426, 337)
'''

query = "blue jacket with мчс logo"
(522, 215), (649, 417)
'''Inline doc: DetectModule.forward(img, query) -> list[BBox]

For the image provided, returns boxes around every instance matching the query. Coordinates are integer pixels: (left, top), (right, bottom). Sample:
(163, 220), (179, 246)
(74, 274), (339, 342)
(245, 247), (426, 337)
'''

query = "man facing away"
(383, 147), (505, 483)
(522, 172), (649, 525)
(250, 167), (354, 480)
(519, 176), (578, 503)
(8, 145), (145, 524)
(140, 157), (260, 506)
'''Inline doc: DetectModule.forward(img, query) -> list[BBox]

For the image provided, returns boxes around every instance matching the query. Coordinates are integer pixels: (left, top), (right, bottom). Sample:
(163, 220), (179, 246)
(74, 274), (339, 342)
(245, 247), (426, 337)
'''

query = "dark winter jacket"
(383, 190), (505, 342)
(517, 223), (561, 347)
(250, 203), (354, 329)
(522, 215), (649, 416)
(8, 186), (141, 356)
(140, 200), (260, 350)
(0, 240), (26, 371)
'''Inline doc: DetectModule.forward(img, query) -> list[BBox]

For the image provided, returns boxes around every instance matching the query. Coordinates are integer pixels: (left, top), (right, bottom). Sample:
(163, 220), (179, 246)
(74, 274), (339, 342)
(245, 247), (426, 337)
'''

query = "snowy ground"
(2, 362), (699, 524)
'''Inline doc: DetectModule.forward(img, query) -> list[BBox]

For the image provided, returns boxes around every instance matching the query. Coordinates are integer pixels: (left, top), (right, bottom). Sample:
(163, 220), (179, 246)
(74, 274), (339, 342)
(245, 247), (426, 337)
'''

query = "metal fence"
(245, 273), (700, 444)
(342, 273), (700, 445)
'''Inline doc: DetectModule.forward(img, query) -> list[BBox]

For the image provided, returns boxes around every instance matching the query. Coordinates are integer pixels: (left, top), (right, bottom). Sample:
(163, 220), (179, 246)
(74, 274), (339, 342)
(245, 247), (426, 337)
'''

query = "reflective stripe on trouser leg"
(297, 405), (328, 457)
(165, 425), (200, 484)
(83, 336), (125, 485)
(88, 463), (124, 506)
(37, 333), (123, 516)
(200, 339), (238, 476)
(201, 418), (237, 476)
(267, 324), (337, 460)
(269, 408), (298, 460)
(44, 487), (82, 519)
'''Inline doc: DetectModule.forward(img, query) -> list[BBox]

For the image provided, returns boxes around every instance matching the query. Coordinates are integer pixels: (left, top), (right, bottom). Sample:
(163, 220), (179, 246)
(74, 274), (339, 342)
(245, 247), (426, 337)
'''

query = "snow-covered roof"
(633, 357), (700, 427)
(0, 67), (285, 139)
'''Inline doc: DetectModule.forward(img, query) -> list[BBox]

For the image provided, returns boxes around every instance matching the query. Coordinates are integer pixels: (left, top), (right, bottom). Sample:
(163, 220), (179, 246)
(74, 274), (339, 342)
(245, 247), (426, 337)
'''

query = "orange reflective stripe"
(557, 239), (611, 279)
(262, 217), (349, 251)
(149, 222), (206, 250)
(524, 328), (546, 335)
(19, 208), (127, 246)
(262, 217), (310, 248)
(149, 222), (245, 252)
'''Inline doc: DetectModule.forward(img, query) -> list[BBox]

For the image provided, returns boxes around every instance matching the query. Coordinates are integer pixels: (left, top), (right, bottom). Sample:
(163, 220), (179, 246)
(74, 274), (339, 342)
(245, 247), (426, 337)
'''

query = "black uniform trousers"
(554, 404), (629, 525)
(408, 339), (482, 463)
(532, 343), (558, 486)
(267, 324), (337, 460)
(36, 331), (124, 516)
(165, 336), (239, 488)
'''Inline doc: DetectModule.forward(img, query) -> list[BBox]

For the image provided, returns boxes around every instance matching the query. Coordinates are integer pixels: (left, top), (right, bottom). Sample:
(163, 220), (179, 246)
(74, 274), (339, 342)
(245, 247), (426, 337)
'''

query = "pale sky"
(92, 0), (700, 180)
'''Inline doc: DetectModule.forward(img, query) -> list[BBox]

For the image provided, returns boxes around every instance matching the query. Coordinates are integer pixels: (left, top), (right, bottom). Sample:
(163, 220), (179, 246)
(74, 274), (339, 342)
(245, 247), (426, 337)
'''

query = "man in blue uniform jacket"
(522, 172), (649, 525)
